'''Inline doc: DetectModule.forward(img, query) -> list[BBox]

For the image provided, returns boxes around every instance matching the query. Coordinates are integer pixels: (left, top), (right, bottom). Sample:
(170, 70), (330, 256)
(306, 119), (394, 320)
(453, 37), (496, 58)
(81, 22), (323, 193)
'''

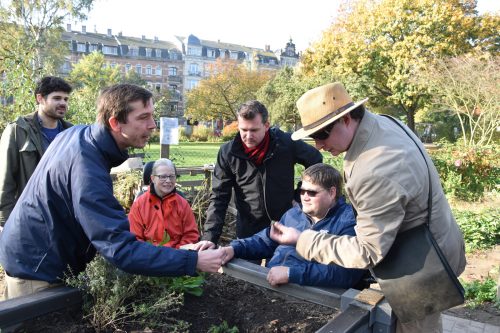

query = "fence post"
(161, 144), (170, 159)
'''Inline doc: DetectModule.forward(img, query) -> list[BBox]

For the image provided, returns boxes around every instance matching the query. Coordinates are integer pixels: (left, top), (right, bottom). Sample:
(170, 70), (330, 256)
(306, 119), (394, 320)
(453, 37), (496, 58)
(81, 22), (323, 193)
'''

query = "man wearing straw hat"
(269, 82), (466, 332)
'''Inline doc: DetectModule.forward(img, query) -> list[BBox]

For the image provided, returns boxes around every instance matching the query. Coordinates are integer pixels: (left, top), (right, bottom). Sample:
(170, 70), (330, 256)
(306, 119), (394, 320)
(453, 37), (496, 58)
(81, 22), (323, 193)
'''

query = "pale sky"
(78, 0), (500, 53)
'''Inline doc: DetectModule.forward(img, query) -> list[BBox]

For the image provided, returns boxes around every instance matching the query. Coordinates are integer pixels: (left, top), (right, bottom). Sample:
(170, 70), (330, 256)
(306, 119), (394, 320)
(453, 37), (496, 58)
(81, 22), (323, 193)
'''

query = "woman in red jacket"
(129, 158), (200, 248)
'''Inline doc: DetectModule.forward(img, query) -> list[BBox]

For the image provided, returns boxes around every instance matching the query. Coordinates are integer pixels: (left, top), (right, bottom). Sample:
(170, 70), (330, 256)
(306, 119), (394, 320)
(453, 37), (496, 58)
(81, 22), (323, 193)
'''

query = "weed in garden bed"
(462, 277), (500, 309)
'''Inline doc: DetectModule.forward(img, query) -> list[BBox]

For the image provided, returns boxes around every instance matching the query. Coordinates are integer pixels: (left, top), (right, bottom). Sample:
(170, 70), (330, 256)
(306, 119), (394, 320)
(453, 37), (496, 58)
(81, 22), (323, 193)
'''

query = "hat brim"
(292, 98), (368, 141)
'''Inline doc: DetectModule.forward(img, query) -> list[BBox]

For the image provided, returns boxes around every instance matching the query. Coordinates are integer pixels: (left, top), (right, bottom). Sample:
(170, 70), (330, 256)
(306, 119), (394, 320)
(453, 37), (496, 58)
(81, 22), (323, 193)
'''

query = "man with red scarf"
(195, 100), (322, 248)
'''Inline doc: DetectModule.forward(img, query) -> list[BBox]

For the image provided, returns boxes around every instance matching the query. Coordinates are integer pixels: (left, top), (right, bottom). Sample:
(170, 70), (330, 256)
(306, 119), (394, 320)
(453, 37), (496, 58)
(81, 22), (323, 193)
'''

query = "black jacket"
(202, 127), (322, 244)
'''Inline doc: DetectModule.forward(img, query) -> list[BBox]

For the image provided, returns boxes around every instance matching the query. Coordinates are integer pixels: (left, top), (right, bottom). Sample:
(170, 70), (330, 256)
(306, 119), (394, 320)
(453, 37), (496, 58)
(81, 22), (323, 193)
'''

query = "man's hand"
(270, 222), (301, 245)
(220, 246), (235, 265)
(188, 240), (216, 251)
(196, 248), (225, 273)
(267, 266), (289, 286)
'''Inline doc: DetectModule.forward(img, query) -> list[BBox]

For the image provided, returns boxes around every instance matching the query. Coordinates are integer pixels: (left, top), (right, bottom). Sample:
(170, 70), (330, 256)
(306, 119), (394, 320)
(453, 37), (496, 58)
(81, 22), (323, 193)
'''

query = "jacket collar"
(303, 195), (346, 224)
(344, 111), (376, 179)
(230, 127), (278, 160)
(90, 124), (129, 168)
(149, 183), (177, 200)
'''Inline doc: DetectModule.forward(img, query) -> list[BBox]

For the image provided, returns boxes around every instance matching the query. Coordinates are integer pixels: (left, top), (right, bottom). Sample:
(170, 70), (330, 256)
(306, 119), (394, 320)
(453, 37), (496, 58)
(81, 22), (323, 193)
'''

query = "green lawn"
(143, 141), (343, 172)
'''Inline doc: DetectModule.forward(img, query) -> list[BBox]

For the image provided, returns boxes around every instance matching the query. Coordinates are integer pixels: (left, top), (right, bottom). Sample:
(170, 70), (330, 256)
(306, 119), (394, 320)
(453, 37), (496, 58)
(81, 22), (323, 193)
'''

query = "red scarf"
(242, 130), (270, 166)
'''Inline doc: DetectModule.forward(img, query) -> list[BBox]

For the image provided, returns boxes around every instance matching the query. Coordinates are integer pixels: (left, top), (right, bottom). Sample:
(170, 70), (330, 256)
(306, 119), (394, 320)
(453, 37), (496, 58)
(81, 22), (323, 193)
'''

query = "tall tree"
(1, 0), (93, 71)
(67, 52), (121, 124)
(185, 59), (273, 122)
(301, 0), (496, 131)
(257, 67), (336, 131)
(419, 54), (499, 147)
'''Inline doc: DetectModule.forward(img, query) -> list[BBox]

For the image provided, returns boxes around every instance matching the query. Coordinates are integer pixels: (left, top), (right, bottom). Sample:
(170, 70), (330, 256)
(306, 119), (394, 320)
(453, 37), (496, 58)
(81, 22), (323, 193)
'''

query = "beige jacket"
(296, 111), (466, 275)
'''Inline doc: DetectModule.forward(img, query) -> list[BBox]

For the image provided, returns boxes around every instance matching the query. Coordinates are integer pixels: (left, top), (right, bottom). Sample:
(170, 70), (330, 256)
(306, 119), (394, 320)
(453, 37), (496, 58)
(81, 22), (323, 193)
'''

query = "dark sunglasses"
(309, 121), (337, 140)
(299, 188), (325, 197)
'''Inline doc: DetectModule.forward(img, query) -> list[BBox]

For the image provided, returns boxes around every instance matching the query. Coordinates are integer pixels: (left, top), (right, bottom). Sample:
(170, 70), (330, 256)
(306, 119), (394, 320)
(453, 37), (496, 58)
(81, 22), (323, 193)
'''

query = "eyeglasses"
(309, 121), (337, 140)
(299, 188), (325, 197)
(154, 174), (176, 181)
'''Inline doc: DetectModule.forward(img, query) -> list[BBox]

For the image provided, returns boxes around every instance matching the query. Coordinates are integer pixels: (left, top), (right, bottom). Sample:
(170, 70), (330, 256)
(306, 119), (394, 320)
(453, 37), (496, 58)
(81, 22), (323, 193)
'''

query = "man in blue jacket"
(220, 163), (366, 289)
(0, 84), (225, 299)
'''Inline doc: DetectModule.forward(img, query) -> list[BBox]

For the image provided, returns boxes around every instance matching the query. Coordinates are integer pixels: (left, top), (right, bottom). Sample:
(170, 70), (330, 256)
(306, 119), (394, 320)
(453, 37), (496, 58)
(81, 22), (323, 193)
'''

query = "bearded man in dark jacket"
(193, 100), (322, 249)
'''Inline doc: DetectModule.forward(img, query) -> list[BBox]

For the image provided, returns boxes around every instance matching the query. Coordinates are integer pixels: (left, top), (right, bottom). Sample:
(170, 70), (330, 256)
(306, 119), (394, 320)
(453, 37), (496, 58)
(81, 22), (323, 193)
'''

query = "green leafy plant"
(430, 143), (499, 201)
(454, 208), (500, 252)
(208, 320), (239, 333)
(462, 277), (499, 309)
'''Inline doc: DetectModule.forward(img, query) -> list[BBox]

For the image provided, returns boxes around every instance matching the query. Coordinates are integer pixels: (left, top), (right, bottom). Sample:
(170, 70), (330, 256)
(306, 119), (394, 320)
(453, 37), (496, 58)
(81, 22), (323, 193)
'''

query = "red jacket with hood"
(129, 186), (199, 248)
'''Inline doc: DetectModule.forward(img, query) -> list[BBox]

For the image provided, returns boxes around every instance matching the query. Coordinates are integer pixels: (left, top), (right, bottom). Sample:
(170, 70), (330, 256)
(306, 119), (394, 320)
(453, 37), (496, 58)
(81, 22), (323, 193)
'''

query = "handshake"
(181, 236), (292, 287)
(180, 240), (235, 273)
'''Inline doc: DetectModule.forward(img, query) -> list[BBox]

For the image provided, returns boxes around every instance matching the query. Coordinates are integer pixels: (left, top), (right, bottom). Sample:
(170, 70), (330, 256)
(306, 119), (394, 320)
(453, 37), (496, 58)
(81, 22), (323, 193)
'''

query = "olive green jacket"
(0, 112), (72, 225)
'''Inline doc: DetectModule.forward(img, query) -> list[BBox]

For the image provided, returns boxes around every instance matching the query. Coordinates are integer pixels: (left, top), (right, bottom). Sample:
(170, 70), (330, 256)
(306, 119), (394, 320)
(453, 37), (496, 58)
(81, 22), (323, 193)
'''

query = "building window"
(125, 63), (131, 72)
(155, 49), (162, 58)
(136, 64), (142, 74)
(155, 65), (162, 76)
(146, 48), (152, 57)
(187, 79), (198, 90)
(145, 65), (152, 75)
(168, 84), (177, 91)
(170, 52), (179, 60)
(89, 44), (98, 52)
(155, 83), (161, 92)
(168, 67), (177, 76)
(230, 52), (238, 60)
(102, 46), (118, 55)
(129, 47), (138, 56)
(77, 43), (86, 52)
(61, 61), (71, 73)
(188, 63), (199, 75)
(110, 62), (116, 68)
(207, 49), (216, 58)
(187, 47), (202, 56)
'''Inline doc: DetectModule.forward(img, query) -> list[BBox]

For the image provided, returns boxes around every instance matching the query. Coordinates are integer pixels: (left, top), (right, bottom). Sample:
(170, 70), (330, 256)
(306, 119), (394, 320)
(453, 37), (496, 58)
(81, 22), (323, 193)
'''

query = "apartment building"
(61, 26), (300, 120)
(61, 24), (185, 118)
(172, 34), (299, 96)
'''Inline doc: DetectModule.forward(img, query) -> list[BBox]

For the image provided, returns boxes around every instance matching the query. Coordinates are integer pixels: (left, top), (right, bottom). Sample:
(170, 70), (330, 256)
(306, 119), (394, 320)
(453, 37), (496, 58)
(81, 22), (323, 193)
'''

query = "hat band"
(303, 102), (355, 131)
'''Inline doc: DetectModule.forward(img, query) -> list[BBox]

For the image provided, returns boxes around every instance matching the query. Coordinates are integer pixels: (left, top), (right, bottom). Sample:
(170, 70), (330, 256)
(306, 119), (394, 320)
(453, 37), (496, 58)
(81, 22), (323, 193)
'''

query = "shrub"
(221, 122), (239, 141)
(113, 170), (142, 212)
(148, 129), (160, 144)
(190, 125), (215, 142)
(462, 277), (500, 309)
(454, 208), (500, 252)
(430, 143), (499, 201)
(65, 255), (200, 332)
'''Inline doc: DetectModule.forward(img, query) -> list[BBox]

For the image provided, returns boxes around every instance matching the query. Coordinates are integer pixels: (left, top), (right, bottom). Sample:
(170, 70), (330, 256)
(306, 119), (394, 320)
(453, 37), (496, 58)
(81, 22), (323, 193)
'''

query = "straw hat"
(292, 82), (368, 141)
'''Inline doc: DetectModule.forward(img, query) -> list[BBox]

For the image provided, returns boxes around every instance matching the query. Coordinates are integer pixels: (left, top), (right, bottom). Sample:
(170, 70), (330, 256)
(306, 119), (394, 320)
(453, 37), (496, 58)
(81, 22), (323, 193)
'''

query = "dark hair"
(96, 84), (153, 129)
(34, 76), (72, 100)
(349, 104), (365, 121)
(302, 163), (342, 197)
(237, 100), (269, 123)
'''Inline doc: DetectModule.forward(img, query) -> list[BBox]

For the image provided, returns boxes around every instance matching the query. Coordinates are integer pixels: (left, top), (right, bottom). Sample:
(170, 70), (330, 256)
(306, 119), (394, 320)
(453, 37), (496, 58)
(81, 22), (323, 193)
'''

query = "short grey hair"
(152, 158), (177, 176)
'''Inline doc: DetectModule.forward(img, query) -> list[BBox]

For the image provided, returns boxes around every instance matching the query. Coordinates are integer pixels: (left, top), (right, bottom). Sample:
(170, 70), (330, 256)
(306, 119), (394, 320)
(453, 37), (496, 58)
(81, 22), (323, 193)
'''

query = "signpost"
(159, 117), (179, 158)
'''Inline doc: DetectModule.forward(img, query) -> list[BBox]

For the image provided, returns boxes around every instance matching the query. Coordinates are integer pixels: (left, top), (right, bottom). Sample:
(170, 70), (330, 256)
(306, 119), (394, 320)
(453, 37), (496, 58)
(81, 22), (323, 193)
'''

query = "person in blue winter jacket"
(0, 84), (225, 300)
(220, 163), (367, 288)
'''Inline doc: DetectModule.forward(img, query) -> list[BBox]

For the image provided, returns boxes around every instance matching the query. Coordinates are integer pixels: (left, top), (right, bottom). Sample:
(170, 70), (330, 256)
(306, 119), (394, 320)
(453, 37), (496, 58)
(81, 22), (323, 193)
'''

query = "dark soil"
(12, 245), (500, 332)
(175, 273), (337, 333)
(19, 273), (338, 333)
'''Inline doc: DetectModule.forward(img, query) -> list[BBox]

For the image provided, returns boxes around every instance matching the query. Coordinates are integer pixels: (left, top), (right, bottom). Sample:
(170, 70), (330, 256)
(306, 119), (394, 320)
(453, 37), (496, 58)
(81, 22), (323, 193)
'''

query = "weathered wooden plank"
(0, 286), (81, 328)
